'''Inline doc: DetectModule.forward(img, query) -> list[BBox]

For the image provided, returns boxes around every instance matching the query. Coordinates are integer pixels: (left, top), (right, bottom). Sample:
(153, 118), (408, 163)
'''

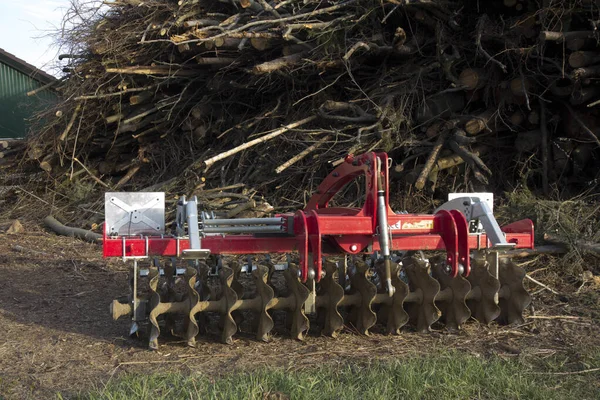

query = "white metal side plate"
(448, 192), (494, 212)
(105, 192), (165, 236)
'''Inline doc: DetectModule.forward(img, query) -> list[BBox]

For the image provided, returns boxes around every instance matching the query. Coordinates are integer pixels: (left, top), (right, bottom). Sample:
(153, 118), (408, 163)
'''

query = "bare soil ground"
(0, 223), (599, 399)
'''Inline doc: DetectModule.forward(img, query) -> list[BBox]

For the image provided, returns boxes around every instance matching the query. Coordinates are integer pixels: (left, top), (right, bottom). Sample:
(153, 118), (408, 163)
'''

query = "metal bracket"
(106, 192), (164, 236)
(304, 277), (317, 315)
(177, 196), (211, 260)
(436, 194), (515, 250)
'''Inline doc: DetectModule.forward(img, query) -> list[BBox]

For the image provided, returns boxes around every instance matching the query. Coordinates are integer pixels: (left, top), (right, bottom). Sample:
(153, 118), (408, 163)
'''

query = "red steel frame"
(104, 152), (534, 282)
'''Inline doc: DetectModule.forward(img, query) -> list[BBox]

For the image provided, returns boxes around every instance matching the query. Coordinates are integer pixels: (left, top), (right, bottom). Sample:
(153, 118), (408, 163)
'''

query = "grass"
(72, 350), (600, 400)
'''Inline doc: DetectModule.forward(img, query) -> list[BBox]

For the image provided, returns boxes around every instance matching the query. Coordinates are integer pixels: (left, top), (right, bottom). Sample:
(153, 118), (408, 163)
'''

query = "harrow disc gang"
(111, 255), (531, 349)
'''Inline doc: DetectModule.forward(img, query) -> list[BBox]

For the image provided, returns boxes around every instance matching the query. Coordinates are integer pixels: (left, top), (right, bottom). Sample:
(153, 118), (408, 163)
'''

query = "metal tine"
(318, 260), (344, 337)
(466, 258), (501, 324)
(161, 260), (179, 338)
(348, 258), (377, 335)
(497, 257), (531, 325)
(219, 265), (239, 344)
(184, 268), (200, 347)
(374, 260), (409, 334)
(403, 257), (441, 333)
(190, 261), (211, 339)
(252, 264), (275, 342)
(147, 263), (198, 350)
(147, 266), (162, 350)
(228, 261), (245, 335)
(429, 256), (471, 330)
(283, 263), (310, 340)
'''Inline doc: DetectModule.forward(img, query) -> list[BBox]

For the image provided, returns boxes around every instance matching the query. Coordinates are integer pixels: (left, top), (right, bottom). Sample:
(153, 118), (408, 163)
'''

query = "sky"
(0, 0), (71, 74)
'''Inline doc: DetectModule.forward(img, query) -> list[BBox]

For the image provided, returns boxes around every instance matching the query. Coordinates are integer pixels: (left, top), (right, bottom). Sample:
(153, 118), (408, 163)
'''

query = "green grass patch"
(71, 350), (600, 400)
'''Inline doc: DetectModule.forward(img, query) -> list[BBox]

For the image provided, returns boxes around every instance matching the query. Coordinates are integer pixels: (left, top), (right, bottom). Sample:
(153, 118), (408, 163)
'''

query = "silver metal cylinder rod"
(376, 157), (395, 298)
(203, 217), (283, 226)
(202, 225), (285, 234)
(131, 259), (139, 335)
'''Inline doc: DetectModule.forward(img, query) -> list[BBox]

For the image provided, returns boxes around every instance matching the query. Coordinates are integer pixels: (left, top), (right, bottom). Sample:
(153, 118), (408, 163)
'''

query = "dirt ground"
(0, 222), (599, 399)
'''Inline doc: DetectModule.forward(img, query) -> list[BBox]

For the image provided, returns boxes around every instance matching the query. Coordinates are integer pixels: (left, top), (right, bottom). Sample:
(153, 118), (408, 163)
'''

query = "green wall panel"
(0, 62), (56, 139)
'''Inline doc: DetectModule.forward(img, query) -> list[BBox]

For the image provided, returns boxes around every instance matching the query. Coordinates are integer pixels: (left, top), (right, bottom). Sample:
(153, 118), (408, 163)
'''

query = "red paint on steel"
(435, 210), (459, 277)
(307, 210), (323, 282)
(103, 153), (536, 274)
(103, 231), (534, 258)
(294, 211), (309, 282)
(450, 209), (471, 276)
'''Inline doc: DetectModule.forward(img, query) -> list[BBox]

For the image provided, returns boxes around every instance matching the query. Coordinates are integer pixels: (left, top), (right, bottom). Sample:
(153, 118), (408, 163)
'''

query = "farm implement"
(105, 152), (534, 349)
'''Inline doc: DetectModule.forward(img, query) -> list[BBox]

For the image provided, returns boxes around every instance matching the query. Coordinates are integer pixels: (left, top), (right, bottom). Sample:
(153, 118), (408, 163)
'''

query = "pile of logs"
(23, 0), (600, 221)
(0, 140), (25, 166)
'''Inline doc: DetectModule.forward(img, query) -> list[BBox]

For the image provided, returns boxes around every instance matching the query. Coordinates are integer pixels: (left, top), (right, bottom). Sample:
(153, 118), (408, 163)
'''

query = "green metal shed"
(0, 48), (57, 139)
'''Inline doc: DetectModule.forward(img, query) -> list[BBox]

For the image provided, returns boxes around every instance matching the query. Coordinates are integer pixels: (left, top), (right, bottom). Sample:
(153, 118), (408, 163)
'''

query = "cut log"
(26, 78), (60, 97)
(59, 103), (82, 141)
(205, 37), (242, 50)
(39, 154), (53, 173)
(539, 30), (593, 43)
(122, 107), (158, 125)
(425, 122), (443, 138)
(252, 52), (305, 74)
(27, 145), (44, 160)
(105, 66), (199, 76)
(544, 233), (600, 255)
(415, 132), (447, 190)
(203, 116), (317, 168)
(183, 19), (220, 28)
(0, 147), (24, 159)
(105, 112), (125, 124)
(129, 91), (153, 105)
(510, 77), (533, 97)
(239, 0), (262, 12)
(568, 51), (600, 68)
(502, 245), (568, 258)
(43, 215), (102, 243)
(464, 110), (495, 135)
(115, 164), (141, 188)
(509, 110), (525, 127)
(459, 68), (487, 90)
(195, 57), (236, 66)
(572, 65), (600, 80)
(434, 144), (489, 171)
(250, 37), (274, 51)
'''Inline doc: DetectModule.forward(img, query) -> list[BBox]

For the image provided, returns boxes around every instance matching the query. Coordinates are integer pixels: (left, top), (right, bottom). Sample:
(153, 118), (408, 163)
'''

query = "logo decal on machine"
(389, 220), (434, 230)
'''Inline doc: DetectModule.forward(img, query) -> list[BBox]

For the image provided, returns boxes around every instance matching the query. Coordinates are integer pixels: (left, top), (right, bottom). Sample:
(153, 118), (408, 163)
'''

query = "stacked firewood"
(0, 140), (25, 165)
(23, 0), (600, 222)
